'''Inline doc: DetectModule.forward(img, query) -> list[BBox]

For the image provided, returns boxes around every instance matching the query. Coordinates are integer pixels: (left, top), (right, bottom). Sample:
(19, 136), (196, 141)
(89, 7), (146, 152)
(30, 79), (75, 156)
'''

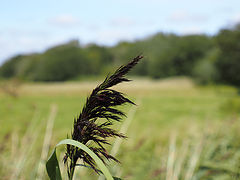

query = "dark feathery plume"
(64, 55), (143, 177)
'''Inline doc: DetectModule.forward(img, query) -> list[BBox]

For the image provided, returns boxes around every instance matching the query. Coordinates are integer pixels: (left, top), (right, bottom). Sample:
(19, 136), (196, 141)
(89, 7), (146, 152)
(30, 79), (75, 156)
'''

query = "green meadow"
(1, 77), (240, 180)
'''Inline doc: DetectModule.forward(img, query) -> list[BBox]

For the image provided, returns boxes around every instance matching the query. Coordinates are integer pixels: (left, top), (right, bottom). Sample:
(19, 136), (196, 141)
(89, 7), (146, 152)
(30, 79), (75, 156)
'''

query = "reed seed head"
(64, 55), (143, 174)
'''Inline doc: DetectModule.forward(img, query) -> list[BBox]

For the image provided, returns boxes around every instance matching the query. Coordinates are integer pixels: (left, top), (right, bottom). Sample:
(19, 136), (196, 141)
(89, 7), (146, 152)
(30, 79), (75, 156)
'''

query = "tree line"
(0, 24), (240, 86)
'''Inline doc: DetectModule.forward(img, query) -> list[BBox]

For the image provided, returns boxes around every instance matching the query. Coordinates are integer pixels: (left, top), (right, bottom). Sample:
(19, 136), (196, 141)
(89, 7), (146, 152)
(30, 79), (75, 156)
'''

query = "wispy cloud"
(180, 26), (204, 35)
(166, 11), (208, 23)
(230, 13), (240, 24)
(109, 17), (137, 27)
(49, 14), (81, 27)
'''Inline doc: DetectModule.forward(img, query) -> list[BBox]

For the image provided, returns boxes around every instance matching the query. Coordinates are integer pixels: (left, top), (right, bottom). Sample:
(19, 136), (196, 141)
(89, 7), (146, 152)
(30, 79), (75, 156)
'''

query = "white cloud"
(49, 14), (80, 27)
(223, 13), (240, 28)
(231, 13), (240, 24)
(108, 17), (155, 29)
(180, 26), (204, 35)
(109, 17), (136, 27)
(167, 11), (208, 23)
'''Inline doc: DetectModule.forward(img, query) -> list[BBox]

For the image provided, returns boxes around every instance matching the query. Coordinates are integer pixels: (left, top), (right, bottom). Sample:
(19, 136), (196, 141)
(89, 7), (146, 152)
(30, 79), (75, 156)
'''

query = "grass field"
(1, 77), (240, 180)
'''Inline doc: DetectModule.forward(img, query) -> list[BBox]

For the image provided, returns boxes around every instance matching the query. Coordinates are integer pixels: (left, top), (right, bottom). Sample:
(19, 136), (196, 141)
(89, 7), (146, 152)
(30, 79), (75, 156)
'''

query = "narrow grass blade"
(46, 139), (114, 180)
(166, 133), (176, 180)
(37, 104), (58, 180)
(172, 140), (189, 180)
(184, 138), (203, 180)
(11, 106), (41, 179)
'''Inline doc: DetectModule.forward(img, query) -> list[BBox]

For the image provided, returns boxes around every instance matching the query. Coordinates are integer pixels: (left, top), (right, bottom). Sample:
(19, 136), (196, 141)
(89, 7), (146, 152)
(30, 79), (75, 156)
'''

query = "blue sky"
(0, 0), (240, 64)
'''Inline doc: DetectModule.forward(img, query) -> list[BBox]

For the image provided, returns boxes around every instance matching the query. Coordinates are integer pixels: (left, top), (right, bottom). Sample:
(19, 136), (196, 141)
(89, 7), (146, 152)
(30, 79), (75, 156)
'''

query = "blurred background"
(1, 0), (240, 179)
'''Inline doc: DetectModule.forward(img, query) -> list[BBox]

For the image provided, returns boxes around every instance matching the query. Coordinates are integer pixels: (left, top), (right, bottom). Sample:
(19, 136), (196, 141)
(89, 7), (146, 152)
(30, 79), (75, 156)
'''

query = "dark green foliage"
(173, 35), (214, 76)
(0, 55), (24, 78)
(85, 44), (114, 75)
(149, 35), (214, 78)
(111, 33), (214, 79)
(215, 24), (240, 86)
(0, 41), (114, 81)
(16, 54), (42, 80)
(192, 49), (219, 84)
(32, 43), (89, 81)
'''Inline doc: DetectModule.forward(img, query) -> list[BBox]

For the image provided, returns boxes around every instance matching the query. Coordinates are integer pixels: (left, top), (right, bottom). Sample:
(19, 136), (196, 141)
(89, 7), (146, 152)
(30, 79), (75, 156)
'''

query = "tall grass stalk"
(166, 133), (176, 180)
(184, 138), (203, 180)
(21, 107), (40, 148)
(172, 140), (189, 180)
(10, 107), (41, 179)
(11, 131), (18, 159)
(36, 104), (58, 180)
(11, 128), (40, 179)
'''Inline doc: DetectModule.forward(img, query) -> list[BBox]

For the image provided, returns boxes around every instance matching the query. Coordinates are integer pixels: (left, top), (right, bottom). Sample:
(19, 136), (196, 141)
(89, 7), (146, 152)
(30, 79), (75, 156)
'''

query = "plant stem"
(69, 149), (77, 180)
(69, 164), (76, 180)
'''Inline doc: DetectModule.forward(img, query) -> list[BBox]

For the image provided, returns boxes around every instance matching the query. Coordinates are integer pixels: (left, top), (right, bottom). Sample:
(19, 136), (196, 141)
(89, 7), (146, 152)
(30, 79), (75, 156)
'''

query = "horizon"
(1, 0), (240, 65)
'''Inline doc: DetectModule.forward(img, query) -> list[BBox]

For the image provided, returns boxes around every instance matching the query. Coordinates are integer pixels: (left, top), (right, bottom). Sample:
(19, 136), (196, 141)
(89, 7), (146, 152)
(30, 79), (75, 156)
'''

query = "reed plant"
(46, 55), (143, 180)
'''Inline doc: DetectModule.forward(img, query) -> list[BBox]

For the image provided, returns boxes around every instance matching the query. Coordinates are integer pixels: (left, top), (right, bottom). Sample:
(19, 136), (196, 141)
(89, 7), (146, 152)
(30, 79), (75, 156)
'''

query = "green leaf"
(46, 139), (114, 180)
(46, 148), (62, 180)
